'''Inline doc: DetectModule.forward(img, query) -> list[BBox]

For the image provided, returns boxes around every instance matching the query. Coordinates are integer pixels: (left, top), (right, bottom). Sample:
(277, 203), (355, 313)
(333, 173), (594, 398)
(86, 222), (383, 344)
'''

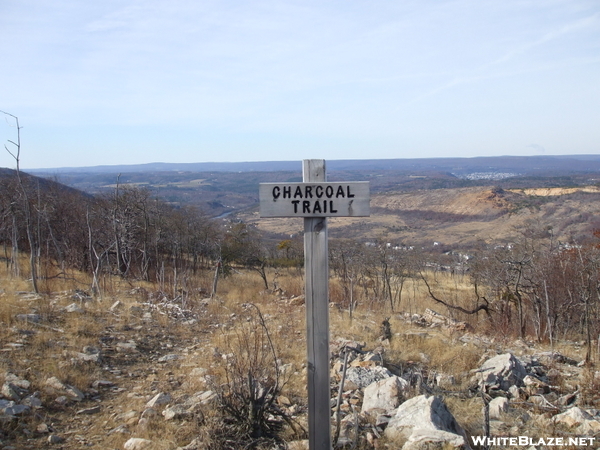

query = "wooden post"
(258, 159), (369, 450)
(303, 159), (332, 450)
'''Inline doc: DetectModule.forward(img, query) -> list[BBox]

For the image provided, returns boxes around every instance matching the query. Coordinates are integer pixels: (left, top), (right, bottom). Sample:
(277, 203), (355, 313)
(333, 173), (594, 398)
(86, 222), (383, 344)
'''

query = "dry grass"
(1, 257), (594, 449)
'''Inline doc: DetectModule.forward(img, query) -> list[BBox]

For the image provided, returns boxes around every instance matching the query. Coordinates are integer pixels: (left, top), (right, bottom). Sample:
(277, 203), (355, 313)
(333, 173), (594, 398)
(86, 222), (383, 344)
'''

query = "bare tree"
(1, 110), (38, 292)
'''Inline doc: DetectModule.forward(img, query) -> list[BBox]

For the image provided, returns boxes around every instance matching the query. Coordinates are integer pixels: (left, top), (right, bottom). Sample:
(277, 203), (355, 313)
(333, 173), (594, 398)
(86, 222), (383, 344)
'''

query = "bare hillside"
(246, 186), (600, 249)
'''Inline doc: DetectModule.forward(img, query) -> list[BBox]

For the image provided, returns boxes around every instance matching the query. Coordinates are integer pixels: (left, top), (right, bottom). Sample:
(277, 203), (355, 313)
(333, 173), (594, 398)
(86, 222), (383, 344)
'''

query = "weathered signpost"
(260, 160), (370, 449)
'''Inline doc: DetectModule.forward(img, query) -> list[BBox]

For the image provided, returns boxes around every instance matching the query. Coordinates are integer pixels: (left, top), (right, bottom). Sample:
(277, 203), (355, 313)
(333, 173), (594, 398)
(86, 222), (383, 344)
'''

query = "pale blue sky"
(1, 0), (599, 169)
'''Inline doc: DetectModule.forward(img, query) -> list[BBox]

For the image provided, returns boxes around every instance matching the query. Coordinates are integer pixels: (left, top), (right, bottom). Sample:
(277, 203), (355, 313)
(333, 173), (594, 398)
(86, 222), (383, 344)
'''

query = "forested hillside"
(3, 168), (600, 345)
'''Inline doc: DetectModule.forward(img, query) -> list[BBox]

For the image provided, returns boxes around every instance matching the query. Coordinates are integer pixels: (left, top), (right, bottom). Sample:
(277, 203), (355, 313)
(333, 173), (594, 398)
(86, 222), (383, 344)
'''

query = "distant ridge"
(24, 154), (600, 175)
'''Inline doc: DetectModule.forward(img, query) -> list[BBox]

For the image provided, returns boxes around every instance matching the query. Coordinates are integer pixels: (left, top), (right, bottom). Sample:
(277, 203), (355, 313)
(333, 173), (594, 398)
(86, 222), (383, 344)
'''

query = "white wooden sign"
(259, 182), (370, 218)
(259, 160), (370, 450)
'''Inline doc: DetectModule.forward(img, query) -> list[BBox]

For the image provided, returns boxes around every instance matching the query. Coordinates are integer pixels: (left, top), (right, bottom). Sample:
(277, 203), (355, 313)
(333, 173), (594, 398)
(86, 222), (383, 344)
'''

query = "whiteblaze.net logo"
(471, 436), (596, 447)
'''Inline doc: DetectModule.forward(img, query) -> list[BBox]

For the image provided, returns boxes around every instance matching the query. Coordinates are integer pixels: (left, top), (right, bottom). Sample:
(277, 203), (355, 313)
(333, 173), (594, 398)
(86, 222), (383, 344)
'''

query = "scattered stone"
(343, 366), (392, 390)
(362, 375), (409, 414)
(83, 345), (102, 356)
(403, 429), (469, 450)
(15, 314), (42, 323)
(92, 379), (115, 389)
(554, 406), (600, 433)
(435, 372), (456, 388)
(54, 396), (69, 405)
(110, 300), (124, 312)
(384, 395), (469, 447)
(537, 351), (579, 366)
(474, 353), (526, 391)
(138, 406), (156, 417)
(47, 434), (64, 444)
(508, 385), (521, 400)
(73, 349), (102, 363)
(44, 376), (84, 401)
(146, 392), (171, 408)
(116, 410), (140, 425)
(557, 392), (577, 407)
(197, 390), (217, 404)
(2, 342), (25, 351)
(523, 375), (549, 395)
(0, 400), (31, 417)
(65, 302), (84, 313)
(109, 424), (131, 435)
(158, 353), (179, 363)
(36, 422), (51, 433)
(163, 404), (189, 420)
(489, 397), (509, 419)
(117, 341), (138, 352)
(1, 382), (23, 400)
(76, 405), (101, 415)
(5, 373), (31, 389)
(123, 437), (154, 450)
(529, 395), (546, 407)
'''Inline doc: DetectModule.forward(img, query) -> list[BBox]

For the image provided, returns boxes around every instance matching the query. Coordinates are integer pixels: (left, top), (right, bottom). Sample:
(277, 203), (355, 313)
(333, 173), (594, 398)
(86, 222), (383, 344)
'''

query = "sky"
(1, 0), (599, 170)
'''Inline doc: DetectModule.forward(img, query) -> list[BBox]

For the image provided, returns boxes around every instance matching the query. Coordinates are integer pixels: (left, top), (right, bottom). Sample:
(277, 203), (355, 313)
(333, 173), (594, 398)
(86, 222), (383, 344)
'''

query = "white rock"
(110, 300), (124, 311)
(344, 366), (392, 390)
(403, 428), (469, 450)
(361, 375), (409, 414)
(123, 438), (154, 450)
(65, 303), (84, 313)
(47, 434), (64, 444)
(554, 406), (600, 433)
(44, 376), (84, 401)
(384, 395), (470, 449)
(488, 397), (509, 419)
(508, 385), (521, 400)
(117, 341), (138, 352)
(554, 406), (592, 426)
(1, 383), (21, 400)
(5, 373), (30, 389)
(162, 404), (188, 420)
(21, 394), (42, 409)
(474, 353), (526, 391)
(146, 392), (171, 408)
(158, 354), (179, 363)
(198, 390), (217, 404)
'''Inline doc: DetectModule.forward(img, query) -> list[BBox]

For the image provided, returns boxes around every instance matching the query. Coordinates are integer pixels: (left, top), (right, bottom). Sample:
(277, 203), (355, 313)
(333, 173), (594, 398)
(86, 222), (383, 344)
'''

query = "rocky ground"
(1, 285), (600, 450)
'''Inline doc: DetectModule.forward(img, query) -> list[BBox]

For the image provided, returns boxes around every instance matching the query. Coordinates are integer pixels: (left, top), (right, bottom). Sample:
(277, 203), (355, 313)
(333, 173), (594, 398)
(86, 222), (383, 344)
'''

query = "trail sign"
(259, 182), (370, 218)
(259, 160), (370, 450)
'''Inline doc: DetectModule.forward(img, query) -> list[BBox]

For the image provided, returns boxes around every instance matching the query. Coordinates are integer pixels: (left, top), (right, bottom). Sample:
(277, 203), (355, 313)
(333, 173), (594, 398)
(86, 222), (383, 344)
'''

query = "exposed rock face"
(384, 395), (470, 449)
(474, 353), (526, 391)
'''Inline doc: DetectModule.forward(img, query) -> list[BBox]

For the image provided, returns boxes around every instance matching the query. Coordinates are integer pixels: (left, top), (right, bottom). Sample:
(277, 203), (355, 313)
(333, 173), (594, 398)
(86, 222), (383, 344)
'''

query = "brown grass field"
(1, 252), (594, 449)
